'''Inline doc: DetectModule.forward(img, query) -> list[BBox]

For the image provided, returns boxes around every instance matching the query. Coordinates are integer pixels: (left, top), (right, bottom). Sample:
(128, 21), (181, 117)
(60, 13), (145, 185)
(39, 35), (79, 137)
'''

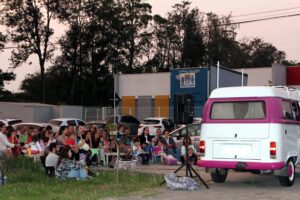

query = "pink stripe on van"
(197, 160), (285, 170)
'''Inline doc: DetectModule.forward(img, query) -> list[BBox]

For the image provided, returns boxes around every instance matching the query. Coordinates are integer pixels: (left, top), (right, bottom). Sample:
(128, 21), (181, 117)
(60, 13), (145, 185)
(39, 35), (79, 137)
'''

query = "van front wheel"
(278, 159), (295, 187)
(210, 168), (228, 183)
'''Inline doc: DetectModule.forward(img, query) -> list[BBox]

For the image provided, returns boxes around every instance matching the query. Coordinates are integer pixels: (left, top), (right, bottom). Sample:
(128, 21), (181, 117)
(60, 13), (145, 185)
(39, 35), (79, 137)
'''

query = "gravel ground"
(102, 165), (300, 200)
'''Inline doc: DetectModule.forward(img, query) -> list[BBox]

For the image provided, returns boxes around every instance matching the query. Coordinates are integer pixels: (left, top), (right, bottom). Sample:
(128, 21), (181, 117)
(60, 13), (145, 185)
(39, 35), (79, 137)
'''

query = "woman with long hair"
(56, 146), (87, 180)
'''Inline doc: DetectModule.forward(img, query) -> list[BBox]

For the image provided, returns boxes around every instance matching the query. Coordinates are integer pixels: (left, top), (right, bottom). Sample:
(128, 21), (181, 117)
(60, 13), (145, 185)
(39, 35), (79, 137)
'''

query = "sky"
(1, 0), (300, 92)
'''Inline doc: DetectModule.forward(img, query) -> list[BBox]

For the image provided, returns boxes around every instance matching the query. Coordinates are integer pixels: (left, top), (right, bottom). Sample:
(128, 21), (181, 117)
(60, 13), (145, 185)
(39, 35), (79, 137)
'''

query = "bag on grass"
(164, 173), (200, 191)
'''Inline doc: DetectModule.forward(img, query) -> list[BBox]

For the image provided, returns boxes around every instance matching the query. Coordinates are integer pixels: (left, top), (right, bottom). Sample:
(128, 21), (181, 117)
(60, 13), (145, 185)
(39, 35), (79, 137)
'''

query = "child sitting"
(186, 147), (198, 165)
(153, 140), (164, 163)
(132, 138), (149, 165)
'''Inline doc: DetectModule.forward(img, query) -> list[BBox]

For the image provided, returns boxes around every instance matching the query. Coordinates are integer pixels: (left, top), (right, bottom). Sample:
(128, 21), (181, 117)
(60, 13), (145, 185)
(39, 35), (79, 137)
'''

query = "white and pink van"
(198, 86), (300, 186)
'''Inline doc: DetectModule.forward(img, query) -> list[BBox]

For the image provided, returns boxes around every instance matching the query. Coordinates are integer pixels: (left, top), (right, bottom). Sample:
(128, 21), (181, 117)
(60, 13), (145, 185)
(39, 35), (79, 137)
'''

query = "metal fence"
(83, 106), (203, 122)
(82, 106), (169, 121)
(83, 107), (121, 122)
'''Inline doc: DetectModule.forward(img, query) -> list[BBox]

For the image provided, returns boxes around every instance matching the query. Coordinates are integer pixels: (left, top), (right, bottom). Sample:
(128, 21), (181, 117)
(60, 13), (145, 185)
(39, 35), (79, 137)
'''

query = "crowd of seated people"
(0, 122), (199, 180)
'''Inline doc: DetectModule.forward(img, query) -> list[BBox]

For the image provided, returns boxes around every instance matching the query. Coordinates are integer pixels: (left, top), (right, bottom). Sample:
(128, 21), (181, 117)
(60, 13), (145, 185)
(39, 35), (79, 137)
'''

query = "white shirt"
(45, 152), (59, 168)
(181, 145), (197, 156)
(0, 132), (15, 151)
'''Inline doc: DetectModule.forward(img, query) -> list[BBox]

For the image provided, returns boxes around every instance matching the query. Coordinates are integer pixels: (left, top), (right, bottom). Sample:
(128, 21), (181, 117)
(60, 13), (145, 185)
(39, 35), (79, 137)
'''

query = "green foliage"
(116, 0), (153, 73)
(0, 157), (163, 200)
(238, 38), (286, 68)
(281, 60), (300, 66)
(0, 0), (56, 103)
(0, 69), (15, 101)
(0, 32), (5, 50)
(0, 0), (292, 105)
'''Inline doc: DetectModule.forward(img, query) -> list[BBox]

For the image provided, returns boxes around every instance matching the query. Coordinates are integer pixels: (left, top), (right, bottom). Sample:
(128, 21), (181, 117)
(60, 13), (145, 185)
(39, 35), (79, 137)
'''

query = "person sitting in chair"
(161, 130), (180, 161)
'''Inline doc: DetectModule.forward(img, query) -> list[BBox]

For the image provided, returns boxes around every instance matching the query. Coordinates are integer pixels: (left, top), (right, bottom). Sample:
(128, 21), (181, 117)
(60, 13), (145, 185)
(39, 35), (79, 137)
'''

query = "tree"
(204, 13), (239, 67)
(149, 2), (206, 71)
(281, 60), (300, 66)
(239, 38), (286, 68)
(0, 0), (56, 103)
(181, 8), (206, 67)
(167, 1), (206, 68)
(52, 0), (121, 106)
(0, 32), (5, 50)
(118, 0), (153, 72)
(0, 69), (15, 100)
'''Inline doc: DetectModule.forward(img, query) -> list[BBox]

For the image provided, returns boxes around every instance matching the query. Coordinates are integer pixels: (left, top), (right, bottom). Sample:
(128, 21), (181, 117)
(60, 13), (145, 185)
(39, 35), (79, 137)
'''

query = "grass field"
(0, 157), (163, 200)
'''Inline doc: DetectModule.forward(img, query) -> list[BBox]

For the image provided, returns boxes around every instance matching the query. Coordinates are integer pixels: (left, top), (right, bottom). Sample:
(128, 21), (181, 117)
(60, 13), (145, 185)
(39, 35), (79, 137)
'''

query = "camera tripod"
(161, 124), (209, 189)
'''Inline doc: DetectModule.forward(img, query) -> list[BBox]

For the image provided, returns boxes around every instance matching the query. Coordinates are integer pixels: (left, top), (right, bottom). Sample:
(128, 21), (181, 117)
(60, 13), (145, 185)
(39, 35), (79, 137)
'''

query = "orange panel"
(121, 96), (136, 116)
(154, 95), (169, 117)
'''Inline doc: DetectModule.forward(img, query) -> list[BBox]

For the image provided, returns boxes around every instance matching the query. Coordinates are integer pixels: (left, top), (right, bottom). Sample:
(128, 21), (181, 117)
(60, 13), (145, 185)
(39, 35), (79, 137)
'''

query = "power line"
(2, 12), (300, 50)
(231, 12), (300, 25)
(232, 10), (300, 23)
(232, 6), (300, 18)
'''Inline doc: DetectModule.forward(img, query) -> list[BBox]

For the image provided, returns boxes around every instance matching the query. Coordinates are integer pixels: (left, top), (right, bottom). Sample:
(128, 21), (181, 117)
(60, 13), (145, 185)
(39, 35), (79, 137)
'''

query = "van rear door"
(204, 100), (269, 160)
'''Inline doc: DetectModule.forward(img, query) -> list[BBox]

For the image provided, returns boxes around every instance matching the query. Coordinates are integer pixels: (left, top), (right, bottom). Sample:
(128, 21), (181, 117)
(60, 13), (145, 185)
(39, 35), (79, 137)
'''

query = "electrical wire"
(231, 12), (300, 25)
(2, 11), (300, 49)
(233, 10), (300, 22)
(231, 6), (300, 18)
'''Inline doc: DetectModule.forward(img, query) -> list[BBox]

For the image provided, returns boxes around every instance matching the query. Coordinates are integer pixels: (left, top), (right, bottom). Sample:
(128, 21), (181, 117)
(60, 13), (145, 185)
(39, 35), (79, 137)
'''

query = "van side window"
(291, 101), (300, 121)
(281, 100), (295, 120)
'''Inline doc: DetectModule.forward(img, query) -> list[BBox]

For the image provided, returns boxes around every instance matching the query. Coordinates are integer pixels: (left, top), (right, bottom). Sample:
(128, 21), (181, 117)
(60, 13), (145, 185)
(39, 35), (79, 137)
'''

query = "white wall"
(235, 67), (272, 86)
(0, 102), (84, 122)
(272, 63), (286, 86)
(58, 105), (83, 119)
(118, 72), (170, 97)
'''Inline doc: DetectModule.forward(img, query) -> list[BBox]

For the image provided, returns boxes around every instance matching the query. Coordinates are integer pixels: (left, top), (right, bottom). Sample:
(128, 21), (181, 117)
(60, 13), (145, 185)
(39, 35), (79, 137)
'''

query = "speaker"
(174, 94), (194, 124)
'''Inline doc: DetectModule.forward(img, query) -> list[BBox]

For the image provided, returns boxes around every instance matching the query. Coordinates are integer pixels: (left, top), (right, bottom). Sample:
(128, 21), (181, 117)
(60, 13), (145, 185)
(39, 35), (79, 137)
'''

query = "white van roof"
(210, 86), (300, 101)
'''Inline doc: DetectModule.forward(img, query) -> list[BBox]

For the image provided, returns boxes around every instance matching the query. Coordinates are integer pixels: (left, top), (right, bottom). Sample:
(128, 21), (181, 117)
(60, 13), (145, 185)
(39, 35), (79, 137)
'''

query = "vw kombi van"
(198, 86), (300, 186)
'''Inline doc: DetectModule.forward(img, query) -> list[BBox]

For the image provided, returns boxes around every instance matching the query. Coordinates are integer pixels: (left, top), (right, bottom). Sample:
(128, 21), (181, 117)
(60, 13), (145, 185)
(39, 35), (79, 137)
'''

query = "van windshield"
(211, 101), (266, 120)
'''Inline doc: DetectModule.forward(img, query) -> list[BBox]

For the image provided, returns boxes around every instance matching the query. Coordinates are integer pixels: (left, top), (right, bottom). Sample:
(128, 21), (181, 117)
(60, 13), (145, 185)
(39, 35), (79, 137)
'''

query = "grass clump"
(0, 158), (163, 200)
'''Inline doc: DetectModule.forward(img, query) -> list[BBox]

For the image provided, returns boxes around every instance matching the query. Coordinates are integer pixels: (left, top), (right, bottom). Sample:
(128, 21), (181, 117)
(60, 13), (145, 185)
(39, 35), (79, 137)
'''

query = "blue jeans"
(166, 148), (180, 161)
(67, 168), (87, 180)
(143, 144), (153, 153)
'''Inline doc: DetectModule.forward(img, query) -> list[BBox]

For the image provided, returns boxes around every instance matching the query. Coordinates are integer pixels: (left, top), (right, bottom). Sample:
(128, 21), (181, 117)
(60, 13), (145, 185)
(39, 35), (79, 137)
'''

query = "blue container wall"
(210, 65), (248, 93)
(170, 68), (208, 119)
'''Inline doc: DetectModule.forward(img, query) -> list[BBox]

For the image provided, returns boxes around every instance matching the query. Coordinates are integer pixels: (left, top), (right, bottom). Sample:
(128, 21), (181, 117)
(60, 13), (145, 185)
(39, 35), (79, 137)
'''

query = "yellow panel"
(154, 95), (169, 117)
(121, 96), (136, 117)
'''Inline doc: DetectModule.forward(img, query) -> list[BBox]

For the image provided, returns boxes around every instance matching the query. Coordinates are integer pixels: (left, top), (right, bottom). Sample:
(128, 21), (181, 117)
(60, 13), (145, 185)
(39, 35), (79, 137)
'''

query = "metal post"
(241, 69), (244, 86)
(96, 108), (99, 120)
(102, 107), (105, 120)
(113, 74), (116, 125)
(217, 61), (220, 88)
(116, 142), (119, 184)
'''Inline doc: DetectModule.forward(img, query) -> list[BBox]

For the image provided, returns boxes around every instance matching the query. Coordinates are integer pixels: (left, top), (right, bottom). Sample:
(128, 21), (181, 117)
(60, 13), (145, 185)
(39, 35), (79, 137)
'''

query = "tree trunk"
(40, 62), (46, 103)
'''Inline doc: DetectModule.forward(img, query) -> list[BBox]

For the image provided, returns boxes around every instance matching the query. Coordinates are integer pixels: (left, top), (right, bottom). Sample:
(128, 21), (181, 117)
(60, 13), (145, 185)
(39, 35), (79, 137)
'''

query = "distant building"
(116, 66), (248, 120)
(236, 64), (300, 89)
